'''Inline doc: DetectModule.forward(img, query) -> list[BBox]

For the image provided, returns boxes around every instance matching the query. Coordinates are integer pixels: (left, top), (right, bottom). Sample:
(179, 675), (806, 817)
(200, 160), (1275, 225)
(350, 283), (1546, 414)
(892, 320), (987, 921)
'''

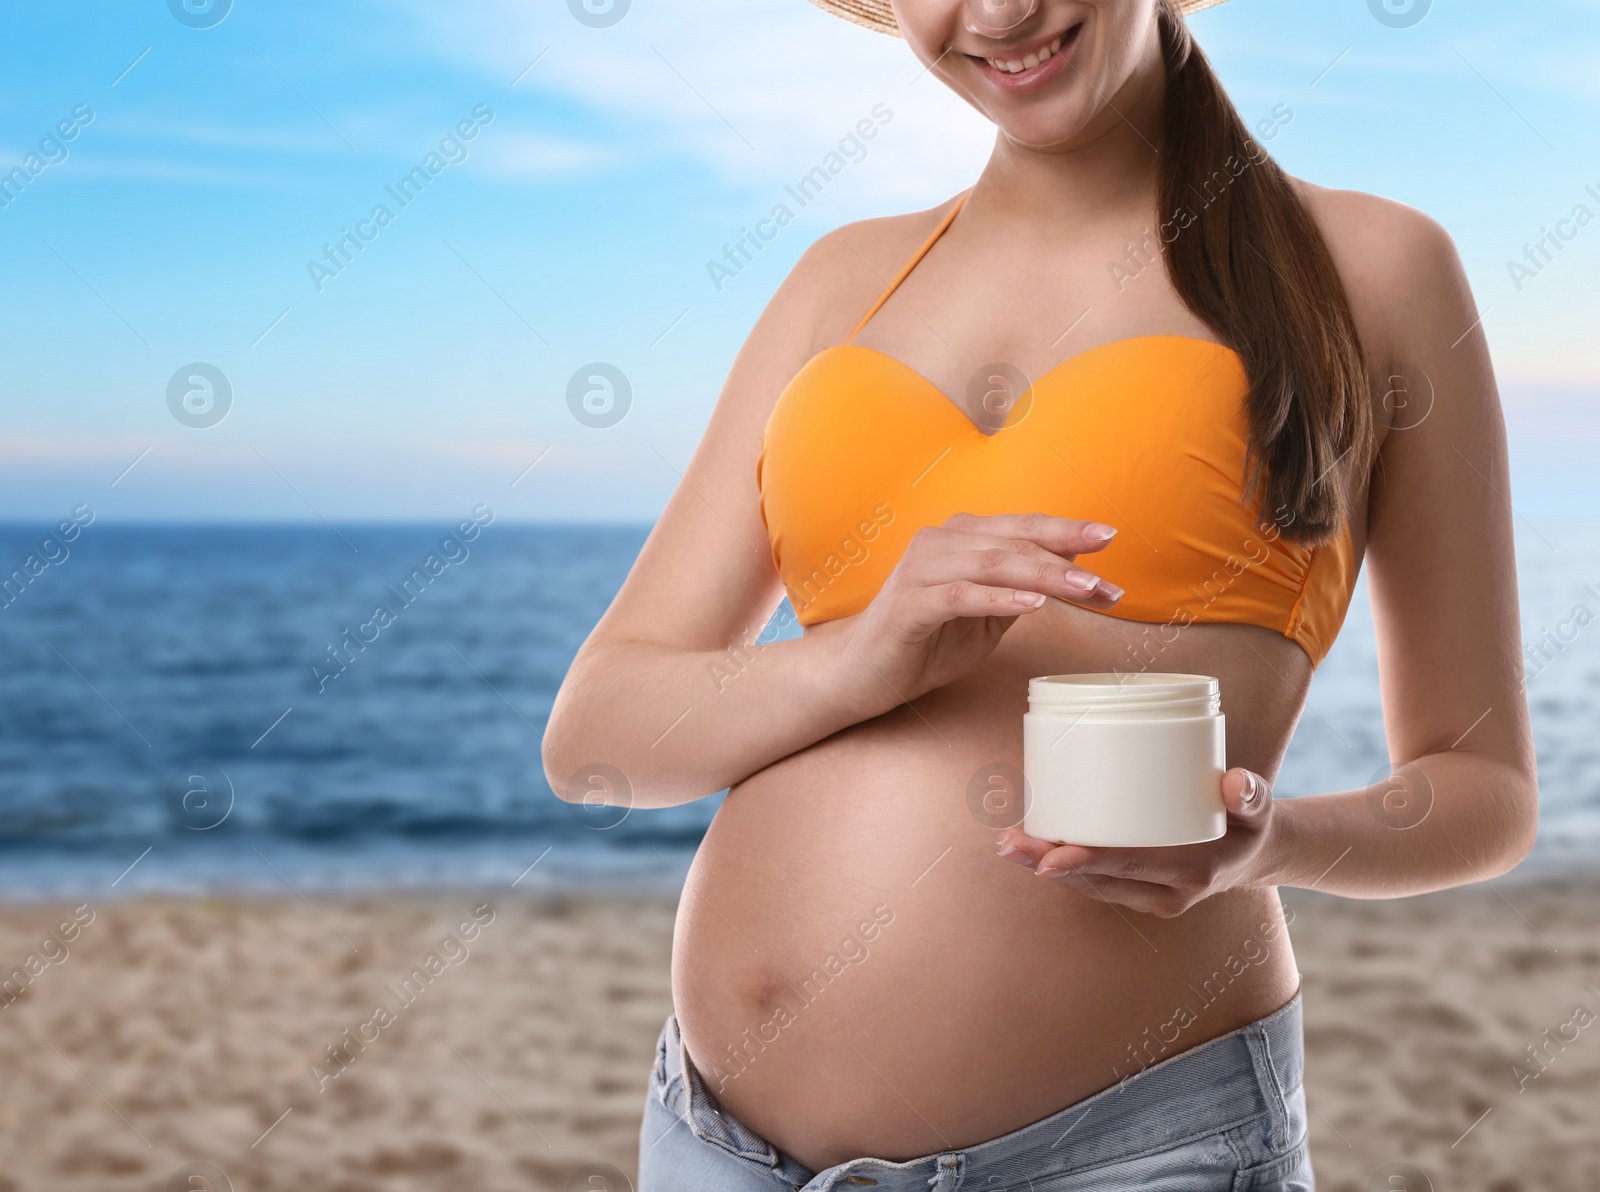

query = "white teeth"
(988, 34), (1065, 74)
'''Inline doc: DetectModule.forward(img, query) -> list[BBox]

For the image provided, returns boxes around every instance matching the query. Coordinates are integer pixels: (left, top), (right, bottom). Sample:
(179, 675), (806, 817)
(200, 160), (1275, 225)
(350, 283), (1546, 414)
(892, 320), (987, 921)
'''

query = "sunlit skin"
(544, 0), (1536, 1172)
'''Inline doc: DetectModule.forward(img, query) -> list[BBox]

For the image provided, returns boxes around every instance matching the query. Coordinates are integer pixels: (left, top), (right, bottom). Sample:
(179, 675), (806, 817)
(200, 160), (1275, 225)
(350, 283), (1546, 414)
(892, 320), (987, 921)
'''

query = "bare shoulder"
(1292, 179), (1473, 369)
(706, 193), (966, 431)
(783, 193), (966, 353)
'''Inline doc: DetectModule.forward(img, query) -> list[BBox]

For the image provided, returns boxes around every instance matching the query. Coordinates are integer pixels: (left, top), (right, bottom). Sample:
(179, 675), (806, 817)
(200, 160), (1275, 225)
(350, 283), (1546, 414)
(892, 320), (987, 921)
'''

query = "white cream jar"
(1022, 673), (1226, 848)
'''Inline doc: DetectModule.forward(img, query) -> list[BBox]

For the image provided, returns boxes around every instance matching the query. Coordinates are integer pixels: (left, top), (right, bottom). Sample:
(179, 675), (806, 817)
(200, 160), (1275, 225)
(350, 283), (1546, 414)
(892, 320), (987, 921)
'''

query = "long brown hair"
(1155, 0), (1370, 546)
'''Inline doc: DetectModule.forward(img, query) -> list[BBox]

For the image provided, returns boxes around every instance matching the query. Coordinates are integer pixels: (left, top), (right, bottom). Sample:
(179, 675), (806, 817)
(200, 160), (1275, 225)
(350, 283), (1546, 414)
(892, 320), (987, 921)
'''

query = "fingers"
(995, 832), (1187, 913)
(904, 526), (1123, 608)
(995, 831), (1053, 866)
(997, 830), (1209, 887)
(998, 838), (1190, 883)
(1221, 768), (1272, 823)
(1041, 870), (1195, 918)
(1038, 843), (1219, 890)
(884, 514), (1127, 634)
(915, 580), (1050, 623)
(941, 512), (1119, 558)
(994, 831), (1211, 918)
(913, 543), (1123, 610)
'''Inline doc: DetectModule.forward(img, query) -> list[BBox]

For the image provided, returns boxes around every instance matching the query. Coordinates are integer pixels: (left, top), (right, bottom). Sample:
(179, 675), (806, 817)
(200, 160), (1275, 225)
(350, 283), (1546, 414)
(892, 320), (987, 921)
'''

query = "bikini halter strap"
(845, 190), (971, 344)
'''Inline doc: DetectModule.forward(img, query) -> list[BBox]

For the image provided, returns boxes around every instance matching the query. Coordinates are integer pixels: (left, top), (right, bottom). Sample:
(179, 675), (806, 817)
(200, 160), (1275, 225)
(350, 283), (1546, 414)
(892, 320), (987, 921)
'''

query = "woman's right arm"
(541, 225), (1121, 809)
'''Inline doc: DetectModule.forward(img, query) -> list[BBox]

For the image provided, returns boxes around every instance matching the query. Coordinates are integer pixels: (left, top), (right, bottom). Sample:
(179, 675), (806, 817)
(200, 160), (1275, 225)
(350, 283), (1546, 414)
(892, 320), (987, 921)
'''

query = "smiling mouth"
(972, 21), (1082, 75)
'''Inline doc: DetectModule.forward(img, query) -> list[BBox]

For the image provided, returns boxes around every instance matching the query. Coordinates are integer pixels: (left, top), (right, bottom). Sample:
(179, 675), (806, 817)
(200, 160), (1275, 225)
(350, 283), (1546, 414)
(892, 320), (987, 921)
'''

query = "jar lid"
(1027, 672), (1220, 714)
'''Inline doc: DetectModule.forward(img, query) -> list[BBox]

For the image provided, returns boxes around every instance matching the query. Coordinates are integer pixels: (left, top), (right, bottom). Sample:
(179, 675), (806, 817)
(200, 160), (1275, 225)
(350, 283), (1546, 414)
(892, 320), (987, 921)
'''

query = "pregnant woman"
(545, 0), (1537, 1187)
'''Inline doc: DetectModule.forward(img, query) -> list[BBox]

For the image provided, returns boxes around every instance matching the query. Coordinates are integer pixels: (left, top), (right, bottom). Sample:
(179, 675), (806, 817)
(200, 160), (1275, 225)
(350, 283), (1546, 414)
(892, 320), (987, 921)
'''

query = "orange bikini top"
(755, 192), (1358, 668)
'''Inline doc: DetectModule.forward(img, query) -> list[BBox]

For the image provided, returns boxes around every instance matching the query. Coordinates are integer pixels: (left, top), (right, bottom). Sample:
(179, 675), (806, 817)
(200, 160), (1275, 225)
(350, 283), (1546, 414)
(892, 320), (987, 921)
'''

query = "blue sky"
(3, 0), (1598, 523)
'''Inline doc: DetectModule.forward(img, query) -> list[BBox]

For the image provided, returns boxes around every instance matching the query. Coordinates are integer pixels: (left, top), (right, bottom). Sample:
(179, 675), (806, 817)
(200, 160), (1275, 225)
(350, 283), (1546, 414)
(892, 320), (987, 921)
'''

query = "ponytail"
(1154, 0), (1371, 544)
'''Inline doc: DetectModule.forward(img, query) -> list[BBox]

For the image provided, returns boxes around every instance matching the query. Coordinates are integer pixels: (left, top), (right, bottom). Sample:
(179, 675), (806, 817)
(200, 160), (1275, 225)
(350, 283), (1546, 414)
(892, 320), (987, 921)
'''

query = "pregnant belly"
(671, 628), (1305, 1172)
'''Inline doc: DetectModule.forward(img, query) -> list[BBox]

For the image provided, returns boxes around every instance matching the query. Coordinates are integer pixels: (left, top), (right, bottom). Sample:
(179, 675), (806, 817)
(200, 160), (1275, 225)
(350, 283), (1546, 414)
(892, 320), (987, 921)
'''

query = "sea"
(2, 520), (1598, 899)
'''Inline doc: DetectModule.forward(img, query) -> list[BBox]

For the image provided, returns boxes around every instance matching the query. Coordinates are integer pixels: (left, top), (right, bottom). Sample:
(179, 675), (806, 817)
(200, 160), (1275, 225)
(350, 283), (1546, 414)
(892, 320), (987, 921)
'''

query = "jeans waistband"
(659, 993), (1304, 1190)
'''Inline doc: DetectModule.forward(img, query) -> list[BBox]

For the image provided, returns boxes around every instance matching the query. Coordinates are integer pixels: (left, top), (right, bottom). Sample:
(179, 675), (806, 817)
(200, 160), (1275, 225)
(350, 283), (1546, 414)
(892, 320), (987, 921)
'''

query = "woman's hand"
(993, 768), (1280, 918)
(834, 512), (1123, 713)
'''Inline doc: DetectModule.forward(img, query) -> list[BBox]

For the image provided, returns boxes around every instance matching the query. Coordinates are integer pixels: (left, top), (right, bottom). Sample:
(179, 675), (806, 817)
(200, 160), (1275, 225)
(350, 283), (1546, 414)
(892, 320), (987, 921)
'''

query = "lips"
(984, 31), (1063, 73)
(969, 21), (1083, 92)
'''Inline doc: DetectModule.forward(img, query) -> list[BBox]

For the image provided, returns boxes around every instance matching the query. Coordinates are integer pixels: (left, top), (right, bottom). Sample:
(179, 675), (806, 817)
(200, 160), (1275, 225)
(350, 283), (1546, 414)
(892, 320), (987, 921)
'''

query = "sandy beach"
(0, 881), (1595, 1192)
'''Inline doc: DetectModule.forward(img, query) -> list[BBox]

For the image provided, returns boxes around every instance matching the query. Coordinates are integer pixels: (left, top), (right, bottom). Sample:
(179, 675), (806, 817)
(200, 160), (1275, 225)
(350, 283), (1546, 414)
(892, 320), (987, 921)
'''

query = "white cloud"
(50, 156), (290, 187)
(387, 0), (994, 206)
(469, 130), (617, 178)
(89, 116), (346, 155)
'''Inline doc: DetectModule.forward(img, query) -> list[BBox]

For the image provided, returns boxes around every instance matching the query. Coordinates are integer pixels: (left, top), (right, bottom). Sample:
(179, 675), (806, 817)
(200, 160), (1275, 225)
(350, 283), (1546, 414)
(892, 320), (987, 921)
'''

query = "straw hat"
(809, 0), (1228, 37)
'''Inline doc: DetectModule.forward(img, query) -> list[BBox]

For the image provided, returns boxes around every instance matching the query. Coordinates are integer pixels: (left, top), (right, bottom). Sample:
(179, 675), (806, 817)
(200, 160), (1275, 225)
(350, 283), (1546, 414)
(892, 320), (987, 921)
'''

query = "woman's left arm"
(997, 196), (1539, 914)
(1263, 198), (1539, 896)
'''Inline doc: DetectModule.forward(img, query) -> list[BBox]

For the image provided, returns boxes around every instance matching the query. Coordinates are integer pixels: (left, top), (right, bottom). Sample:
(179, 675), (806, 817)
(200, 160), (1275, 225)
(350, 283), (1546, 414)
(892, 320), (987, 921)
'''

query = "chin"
(992, 103), (1102, 151)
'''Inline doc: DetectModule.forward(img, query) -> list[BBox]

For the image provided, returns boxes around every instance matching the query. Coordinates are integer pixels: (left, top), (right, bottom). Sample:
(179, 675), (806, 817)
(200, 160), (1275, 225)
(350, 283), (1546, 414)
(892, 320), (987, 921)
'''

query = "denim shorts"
(637, 994), (1311, 1191)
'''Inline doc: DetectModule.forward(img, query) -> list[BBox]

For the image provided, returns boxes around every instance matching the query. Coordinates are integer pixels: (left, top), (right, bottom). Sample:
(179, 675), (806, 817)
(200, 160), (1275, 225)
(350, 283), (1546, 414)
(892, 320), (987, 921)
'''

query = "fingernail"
(1097, 580), (1125, 602)
(1242, 772), (1259, 804)
(1062, 571), (1099, 594)
(997, 844), (1021, 858)
(1036, 866), (1065, 878)
(1084, 523), (1117, 542)
(1017, 591), (1046, 608)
